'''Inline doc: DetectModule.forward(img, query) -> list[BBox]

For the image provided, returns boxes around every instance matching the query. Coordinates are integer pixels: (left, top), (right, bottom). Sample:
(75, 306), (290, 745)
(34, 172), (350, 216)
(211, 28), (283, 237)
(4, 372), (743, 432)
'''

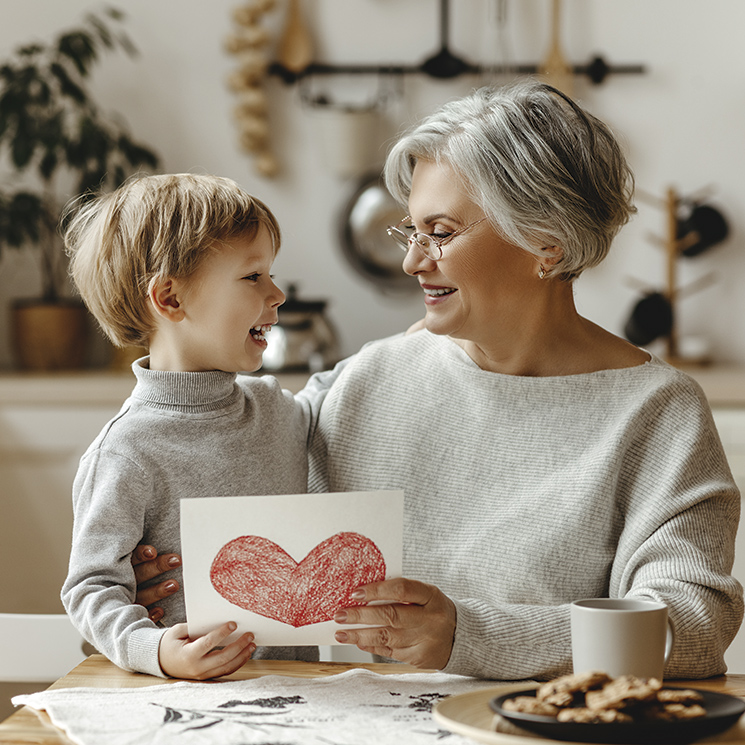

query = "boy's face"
(175, 227), (285, 373)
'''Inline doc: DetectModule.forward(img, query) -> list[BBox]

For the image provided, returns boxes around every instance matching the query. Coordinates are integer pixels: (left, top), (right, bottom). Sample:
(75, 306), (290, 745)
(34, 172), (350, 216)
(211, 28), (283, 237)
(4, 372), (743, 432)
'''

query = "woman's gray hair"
(384, 79), (635, 279)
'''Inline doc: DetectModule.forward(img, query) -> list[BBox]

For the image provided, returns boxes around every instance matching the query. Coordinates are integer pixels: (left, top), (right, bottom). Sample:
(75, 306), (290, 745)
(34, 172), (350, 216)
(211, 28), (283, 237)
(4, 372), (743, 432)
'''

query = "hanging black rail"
(268, 0), (645, 85)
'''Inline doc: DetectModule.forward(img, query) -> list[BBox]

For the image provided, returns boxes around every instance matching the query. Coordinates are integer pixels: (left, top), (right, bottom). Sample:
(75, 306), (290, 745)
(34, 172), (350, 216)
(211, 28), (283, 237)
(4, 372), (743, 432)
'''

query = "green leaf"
(57, 31), (97, 77)
(0, 191), (44, 247)
(39, 150), (58, 180)
(18, 44), (44, 58)
(104, 6), (126, 22)
(11, 123), (35, 168)
(112, 164), (126, 186)
(49, 62), (88, 104)
(78, 169), (107, 194)
(79, 116), (112, 162)
(37, 110), (63, 147)
(117, 134), (158, 168)
(30, 77), (51, 107)
(86, 14), (114, 49)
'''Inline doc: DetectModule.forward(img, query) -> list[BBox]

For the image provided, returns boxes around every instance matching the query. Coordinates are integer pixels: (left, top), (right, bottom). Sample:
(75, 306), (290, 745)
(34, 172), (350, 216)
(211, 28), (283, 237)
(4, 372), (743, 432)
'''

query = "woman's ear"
(148, 277), (186, 322)
(541, 245), (563, 267)
(536, 245), (564, 278)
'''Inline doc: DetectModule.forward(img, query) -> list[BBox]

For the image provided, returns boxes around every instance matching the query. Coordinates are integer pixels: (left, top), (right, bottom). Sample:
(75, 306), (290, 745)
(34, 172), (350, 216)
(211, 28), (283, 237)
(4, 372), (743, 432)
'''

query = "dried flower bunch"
(226, 0), (279, 178)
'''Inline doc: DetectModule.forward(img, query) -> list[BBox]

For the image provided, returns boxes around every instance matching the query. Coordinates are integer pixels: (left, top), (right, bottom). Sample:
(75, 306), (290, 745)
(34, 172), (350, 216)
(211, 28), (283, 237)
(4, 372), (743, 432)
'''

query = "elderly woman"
(135, 80), (742, 680)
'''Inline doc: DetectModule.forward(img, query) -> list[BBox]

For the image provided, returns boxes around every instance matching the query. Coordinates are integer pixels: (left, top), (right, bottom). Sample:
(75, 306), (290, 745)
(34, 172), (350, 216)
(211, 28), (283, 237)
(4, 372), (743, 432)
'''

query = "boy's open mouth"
(250, 325), (272, 342)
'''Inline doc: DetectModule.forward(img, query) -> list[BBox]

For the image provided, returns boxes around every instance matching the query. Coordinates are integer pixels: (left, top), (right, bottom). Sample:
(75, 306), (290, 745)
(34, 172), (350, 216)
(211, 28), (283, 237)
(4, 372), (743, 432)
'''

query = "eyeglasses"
(386, 216), (486, 261)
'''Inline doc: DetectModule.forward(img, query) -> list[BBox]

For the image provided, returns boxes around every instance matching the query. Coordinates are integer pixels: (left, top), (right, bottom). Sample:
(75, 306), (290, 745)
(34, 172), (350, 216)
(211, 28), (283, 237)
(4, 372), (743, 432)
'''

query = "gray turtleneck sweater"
(62, 358), (319, 677)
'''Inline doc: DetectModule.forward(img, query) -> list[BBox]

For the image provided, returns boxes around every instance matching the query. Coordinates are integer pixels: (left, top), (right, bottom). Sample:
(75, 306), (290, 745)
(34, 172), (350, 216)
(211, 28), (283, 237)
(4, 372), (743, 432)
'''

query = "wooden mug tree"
(662, 187), (722, 366)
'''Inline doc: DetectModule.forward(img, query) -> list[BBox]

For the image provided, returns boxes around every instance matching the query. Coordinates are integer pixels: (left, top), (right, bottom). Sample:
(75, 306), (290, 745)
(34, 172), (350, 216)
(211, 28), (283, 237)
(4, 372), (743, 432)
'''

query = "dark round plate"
(489, 687), (745, 744)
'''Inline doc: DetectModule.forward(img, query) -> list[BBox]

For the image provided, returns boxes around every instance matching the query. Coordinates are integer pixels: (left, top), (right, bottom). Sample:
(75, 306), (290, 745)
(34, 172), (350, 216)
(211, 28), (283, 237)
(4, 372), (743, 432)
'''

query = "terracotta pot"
(12, 300), (88, 370)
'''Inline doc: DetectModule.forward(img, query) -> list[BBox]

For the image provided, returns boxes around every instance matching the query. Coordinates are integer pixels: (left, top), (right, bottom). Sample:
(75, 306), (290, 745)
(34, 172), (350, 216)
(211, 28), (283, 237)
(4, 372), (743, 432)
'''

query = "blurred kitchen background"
(0, 0), (744, 368)
(1, 0), (745, 711)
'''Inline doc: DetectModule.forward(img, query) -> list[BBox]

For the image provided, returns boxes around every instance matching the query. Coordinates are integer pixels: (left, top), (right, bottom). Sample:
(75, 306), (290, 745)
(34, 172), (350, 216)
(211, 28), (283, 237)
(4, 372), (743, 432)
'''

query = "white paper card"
(181, 491), (403, 646)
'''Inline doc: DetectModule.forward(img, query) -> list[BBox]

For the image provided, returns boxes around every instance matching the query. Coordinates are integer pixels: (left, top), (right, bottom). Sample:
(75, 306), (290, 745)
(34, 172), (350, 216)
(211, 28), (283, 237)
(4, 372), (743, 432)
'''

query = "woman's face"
(403, 159), (541, 346)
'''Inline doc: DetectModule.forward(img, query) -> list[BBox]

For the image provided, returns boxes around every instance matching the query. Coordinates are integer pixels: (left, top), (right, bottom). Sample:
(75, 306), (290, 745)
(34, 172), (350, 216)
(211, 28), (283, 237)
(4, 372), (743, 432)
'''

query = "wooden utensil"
(541, 0), (574, 97)
(278, 0), (313, 73)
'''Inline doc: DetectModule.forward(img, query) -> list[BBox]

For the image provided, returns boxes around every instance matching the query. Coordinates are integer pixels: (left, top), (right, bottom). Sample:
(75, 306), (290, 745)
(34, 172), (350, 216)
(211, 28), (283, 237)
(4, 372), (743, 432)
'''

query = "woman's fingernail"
(149, 609), (163, 622)
(351, 590), (365, 601)
(228, 622), (237, 632)
(144, 547), (155, 559)
(164, 581), (178, 593)
(168, 556), (181, 567)
(248, 644), (256, 655)
(335, 631), (348, 643)
(334, 611), (347, 623)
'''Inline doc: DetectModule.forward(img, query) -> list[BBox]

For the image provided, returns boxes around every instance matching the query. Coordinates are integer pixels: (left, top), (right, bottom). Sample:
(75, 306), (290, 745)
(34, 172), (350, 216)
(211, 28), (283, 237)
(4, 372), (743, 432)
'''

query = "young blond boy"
(61, 174), (320, 679)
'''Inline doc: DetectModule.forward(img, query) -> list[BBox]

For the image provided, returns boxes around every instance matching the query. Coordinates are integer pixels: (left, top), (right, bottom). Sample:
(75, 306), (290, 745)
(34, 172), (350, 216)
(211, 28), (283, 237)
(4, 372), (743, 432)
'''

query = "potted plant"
(0, 8), (159, 370)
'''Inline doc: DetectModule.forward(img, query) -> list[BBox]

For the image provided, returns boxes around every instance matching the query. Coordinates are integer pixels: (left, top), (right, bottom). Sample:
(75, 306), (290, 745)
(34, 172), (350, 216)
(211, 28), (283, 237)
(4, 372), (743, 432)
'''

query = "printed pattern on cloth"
(13, 669), (504, 745)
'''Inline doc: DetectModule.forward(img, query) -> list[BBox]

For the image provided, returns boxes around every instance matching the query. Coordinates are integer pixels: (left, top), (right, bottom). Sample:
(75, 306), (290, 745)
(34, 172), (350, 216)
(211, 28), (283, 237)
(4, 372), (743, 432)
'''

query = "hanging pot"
(339, 174), (418, 293)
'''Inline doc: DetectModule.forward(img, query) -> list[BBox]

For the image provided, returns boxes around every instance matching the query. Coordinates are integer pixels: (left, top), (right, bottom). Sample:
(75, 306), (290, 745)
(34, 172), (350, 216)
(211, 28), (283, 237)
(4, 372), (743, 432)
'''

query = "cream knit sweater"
(306, 331), (744, 680)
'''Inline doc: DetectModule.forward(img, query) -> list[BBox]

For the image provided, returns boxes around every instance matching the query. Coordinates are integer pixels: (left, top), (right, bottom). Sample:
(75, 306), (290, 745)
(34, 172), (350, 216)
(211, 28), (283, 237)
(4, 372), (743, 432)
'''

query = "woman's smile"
(421, 283), (457, 303)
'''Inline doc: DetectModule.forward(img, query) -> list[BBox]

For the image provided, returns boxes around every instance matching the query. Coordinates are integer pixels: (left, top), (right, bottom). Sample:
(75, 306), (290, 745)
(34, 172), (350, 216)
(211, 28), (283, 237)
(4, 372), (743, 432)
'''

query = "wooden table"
(0, 656), (743, 744)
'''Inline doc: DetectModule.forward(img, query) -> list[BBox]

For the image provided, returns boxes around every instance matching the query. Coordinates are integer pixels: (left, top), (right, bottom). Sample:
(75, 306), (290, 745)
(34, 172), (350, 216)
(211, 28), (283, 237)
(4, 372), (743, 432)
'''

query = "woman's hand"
(159, 622), (256, 680)
(132, 544), (182, 623)
(333, 578), (456, 670)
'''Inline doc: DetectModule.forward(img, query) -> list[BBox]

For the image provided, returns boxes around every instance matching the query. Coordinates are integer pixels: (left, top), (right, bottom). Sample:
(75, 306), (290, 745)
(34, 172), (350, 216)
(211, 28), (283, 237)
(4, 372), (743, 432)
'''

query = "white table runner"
(13, 669), (500, 745)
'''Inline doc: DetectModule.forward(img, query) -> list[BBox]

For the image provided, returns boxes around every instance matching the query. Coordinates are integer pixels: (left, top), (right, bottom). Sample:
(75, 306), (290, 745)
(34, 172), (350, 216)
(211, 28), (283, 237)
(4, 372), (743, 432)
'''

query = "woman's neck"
(451, 286), (648, 377)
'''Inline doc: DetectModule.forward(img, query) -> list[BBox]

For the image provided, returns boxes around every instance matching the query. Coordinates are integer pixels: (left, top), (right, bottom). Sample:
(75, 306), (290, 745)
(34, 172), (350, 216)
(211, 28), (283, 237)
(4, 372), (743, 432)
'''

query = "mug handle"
(664, 619), (675, 663)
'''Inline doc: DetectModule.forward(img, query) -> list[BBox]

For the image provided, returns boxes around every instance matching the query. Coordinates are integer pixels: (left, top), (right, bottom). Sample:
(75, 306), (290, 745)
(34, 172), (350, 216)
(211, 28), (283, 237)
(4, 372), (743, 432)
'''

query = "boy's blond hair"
(64, 173), (281, 348)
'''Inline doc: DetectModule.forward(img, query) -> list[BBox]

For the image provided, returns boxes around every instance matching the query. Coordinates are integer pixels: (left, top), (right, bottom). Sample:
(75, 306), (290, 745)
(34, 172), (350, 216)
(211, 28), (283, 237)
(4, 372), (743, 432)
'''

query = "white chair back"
(0, 613), (88, 682)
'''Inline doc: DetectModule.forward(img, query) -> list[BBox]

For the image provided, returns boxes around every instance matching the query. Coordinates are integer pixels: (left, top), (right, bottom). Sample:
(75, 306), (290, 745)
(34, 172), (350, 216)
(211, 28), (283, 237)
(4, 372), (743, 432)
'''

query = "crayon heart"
(209, 531), (386, 627)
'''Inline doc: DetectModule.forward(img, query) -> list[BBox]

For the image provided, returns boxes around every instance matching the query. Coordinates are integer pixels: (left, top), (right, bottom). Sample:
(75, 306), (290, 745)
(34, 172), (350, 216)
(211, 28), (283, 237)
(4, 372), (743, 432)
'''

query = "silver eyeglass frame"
(386, 215), (486, 261)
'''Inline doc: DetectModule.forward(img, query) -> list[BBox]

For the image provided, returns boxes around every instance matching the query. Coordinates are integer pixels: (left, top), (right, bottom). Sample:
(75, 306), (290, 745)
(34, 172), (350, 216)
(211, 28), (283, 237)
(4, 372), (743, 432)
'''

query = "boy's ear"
(148, 277), (186, 322)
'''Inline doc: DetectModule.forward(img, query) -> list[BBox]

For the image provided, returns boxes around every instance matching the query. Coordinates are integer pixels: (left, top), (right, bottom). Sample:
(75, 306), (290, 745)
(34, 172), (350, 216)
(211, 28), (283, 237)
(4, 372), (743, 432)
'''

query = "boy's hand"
(159, 622), (256, 680)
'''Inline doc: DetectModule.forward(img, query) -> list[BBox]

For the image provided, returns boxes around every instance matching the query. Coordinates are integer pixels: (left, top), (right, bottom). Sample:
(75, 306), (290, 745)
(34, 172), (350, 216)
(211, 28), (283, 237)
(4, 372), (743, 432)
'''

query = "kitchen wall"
(0, 0), (744, 366)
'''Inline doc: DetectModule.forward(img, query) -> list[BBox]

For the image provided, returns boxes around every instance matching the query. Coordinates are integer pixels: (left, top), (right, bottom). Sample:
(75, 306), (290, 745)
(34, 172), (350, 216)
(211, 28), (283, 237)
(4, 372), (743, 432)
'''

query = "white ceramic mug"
(570, 598), (674, 680)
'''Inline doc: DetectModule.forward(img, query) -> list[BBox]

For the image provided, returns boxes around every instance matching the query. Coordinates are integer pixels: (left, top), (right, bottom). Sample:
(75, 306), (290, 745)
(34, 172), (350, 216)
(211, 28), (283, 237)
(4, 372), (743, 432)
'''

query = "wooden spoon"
(278, 0), (313, 73)
(540, 0), (574, 97)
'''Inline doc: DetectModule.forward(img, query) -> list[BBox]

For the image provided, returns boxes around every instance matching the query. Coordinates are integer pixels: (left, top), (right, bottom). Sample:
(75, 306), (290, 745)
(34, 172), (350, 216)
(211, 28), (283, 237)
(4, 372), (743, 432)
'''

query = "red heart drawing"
(209, 531), (386, 627)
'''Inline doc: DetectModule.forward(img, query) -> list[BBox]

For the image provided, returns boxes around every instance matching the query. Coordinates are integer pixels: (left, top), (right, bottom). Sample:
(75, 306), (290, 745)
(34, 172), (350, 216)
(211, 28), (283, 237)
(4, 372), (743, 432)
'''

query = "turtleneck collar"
(130, 356), (239, 412)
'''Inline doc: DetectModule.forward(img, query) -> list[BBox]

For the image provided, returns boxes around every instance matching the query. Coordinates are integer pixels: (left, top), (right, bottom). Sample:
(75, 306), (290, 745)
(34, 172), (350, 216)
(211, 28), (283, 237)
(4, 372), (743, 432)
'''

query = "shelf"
(0, 370), (312, 406)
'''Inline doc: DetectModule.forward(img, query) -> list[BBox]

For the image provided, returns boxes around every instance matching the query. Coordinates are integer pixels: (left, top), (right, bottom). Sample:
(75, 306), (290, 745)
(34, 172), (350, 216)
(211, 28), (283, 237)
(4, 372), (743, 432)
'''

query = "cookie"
(647, 702), (707, 721)
(502, 696), (560, 716)
(557, 707), (633, 723)
(585, 675), (661, 711)
(537, 671), (612, 707)
(657, 688), (704, 705)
